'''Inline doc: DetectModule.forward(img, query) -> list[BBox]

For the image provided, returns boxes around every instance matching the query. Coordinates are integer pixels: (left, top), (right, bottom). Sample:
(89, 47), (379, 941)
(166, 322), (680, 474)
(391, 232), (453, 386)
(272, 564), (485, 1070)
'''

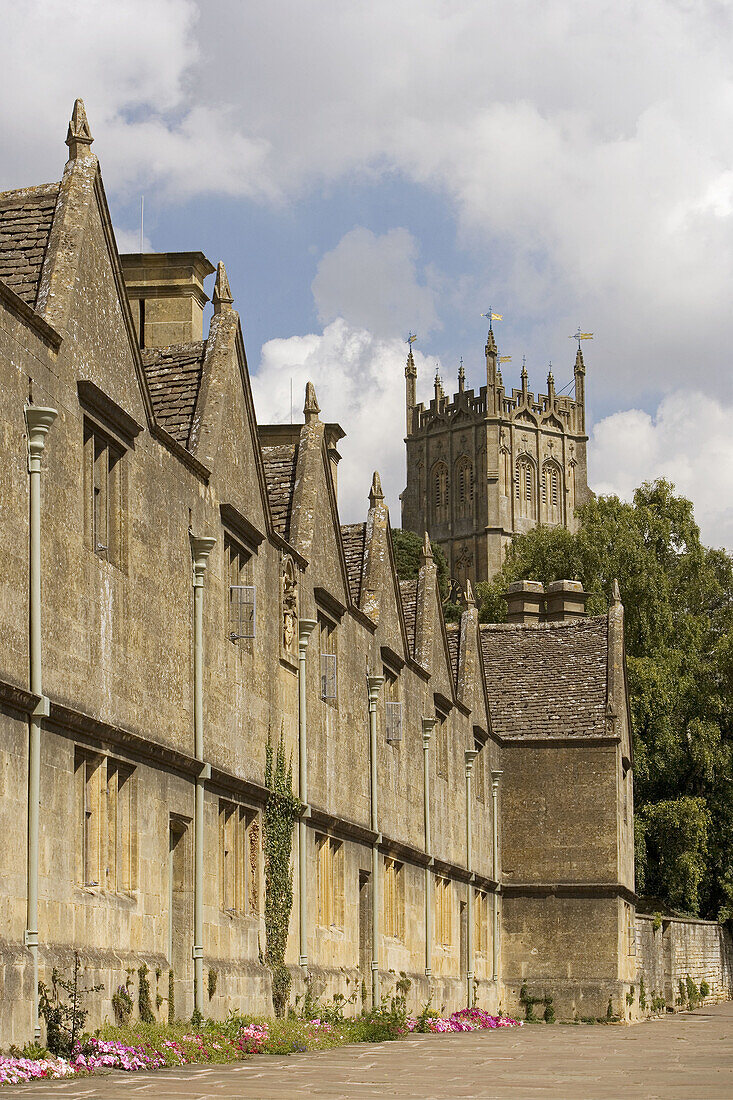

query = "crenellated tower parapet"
(402, 327), (591, 584)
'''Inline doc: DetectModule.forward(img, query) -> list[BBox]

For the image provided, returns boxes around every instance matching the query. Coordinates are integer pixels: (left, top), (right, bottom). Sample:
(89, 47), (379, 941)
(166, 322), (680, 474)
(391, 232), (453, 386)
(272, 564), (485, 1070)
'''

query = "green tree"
(390, 529), (461, 621)
(474, 480), (733, 920)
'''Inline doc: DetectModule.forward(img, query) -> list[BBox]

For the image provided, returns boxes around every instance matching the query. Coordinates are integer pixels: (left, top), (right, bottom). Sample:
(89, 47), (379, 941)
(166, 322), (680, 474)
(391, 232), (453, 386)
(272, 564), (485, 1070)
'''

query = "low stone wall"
(635, 914), (733, 1012)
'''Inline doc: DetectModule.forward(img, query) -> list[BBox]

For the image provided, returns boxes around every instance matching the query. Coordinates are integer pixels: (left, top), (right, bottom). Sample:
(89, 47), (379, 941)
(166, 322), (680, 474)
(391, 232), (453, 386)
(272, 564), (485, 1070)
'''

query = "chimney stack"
(504, 580), (544, 625)
(120, 251), (215, 348)
(544, 579), (589, 622)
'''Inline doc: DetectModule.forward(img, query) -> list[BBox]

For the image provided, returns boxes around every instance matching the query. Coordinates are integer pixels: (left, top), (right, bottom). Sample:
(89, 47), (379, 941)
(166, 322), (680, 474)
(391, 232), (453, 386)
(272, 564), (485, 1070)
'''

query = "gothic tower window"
(432, 461), (449, 524)
(541, 460), (562, 525)
(515, 455), (536, 520)
(455, 456), (473, 520)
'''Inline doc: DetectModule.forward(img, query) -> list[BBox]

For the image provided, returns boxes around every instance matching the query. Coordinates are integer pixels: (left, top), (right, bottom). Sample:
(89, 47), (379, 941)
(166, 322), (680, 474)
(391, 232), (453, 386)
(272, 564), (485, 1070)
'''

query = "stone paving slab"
(3, 1004), (733, 1100)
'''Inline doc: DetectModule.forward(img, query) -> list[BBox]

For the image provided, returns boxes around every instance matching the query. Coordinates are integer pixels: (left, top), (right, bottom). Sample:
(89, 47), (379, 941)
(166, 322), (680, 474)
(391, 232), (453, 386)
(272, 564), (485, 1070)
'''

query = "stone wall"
(635, 915), (733, 1012)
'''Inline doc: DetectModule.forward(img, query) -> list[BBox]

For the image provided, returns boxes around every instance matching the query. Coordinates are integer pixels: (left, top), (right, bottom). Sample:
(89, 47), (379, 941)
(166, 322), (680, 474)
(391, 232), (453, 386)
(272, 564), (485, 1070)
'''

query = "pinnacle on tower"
(65, 98), (94, 160)
(369, 470), (384, 507)
(611, 578), (622, 606)
(547, 366), (555, 401)
(434, 366), (444, 400)
(458, 357), (465, 393)
(575, 345), (586, 374)
(464, 578), (476, 610)
(485, 327), (497, 356)
(303, 381), (320, 423)
(420, 531), (433, 564)
(212, 262), (233, 314)
(405, 346), (417, 377)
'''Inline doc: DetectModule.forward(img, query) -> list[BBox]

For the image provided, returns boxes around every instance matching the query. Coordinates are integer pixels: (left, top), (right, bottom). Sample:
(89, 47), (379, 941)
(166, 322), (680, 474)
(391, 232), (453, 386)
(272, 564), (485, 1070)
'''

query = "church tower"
(401, 326), (591, 584)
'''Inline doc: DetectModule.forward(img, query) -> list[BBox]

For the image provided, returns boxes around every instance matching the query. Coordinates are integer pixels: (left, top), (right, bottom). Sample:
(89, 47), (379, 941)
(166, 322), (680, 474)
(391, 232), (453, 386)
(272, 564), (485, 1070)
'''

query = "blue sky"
(2, 0), (732, 546)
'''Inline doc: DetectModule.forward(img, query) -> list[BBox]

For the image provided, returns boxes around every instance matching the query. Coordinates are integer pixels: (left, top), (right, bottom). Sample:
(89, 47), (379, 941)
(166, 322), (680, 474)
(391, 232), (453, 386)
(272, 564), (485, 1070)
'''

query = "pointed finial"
(405, 332), (417, 377)
(521, 355), (528, 385)
(575, 345), (586, 374)
(369, 470), (384, 507)
(458, 357), (465, 393)
(213, 262), (233, 314)
(420, 531), (433, 563)
(65, 99), (94, 160)
(464, 578), (476, 609)
(611, 578), (621, 606)
(303, 381), (320, 423)
(547, 365), (555, 399)
(434, 365), (443, 399)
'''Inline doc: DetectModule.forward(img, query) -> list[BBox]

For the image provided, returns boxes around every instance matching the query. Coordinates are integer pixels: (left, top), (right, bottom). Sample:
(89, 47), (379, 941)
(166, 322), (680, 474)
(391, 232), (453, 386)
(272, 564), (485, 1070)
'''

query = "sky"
(2, 0), (732, 548)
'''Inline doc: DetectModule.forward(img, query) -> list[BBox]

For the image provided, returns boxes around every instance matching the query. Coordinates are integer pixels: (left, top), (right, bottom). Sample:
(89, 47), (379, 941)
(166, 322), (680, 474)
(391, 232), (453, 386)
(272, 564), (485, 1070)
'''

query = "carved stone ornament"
(281, 556), (298, 655)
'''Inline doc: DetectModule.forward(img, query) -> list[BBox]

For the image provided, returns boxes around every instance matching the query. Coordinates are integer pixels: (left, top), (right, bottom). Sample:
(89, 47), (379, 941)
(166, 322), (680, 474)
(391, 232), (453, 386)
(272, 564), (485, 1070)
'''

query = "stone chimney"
(544, 579), (589, 622)
(120, 252), (215, 348)
(504, 580), (544, 625)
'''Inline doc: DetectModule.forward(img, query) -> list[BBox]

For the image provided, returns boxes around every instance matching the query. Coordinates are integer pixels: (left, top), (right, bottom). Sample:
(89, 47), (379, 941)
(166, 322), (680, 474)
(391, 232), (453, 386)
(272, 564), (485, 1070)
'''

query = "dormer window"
(384, 668), (402, 743)
(226, 536), (255, 642)
(319, 614), (337, 702)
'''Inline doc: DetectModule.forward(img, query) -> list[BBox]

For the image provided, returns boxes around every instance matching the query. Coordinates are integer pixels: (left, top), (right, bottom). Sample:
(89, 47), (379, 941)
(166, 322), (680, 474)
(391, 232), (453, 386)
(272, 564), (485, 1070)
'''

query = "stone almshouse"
(0, 102), (636, 1045)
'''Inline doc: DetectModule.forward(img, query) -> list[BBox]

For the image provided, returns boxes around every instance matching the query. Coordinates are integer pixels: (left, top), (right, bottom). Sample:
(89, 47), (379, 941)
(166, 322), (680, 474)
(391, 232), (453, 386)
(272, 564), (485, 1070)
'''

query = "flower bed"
(0, 1010), (521, 1086)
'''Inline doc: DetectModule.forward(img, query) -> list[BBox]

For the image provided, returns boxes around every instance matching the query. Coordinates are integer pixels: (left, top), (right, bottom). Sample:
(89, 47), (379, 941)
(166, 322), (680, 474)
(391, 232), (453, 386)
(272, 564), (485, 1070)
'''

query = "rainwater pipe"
(297, 619), (316, 968)
(367, 674), (384, 1007)
(491, 770), (503, 983)
(25, 405), (57, 1041)
(464, 749), (478, 1007)
(422, 717), (436, 978)
(190, 533), (215, 1018)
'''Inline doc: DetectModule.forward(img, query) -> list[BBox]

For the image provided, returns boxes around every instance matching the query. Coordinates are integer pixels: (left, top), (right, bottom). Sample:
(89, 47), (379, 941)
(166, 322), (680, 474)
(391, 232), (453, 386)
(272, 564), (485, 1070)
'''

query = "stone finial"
(405, 347), (417, 378)
(611, 578), (622, 606)
(212, 262), (233, 314)
(369, 470), (384, 507)
(575, 345), (585, 375)
(303, 381), (320, 423)
(464, 578), (476, 610)
(434, 367), (444, 400)
(420, 531), (433, 564)
(458, 357), (465, 393)
(486, 327), (497, 356)
(65, 99), (94, 160)
(547, 367), (555, 399)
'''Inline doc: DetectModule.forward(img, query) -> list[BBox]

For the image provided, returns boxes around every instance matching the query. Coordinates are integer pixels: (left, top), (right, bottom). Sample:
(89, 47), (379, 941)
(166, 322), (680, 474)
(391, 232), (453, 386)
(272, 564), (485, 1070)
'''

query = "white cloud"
(312, 228), (439, 338)
(113, 226), (153, 253)
(251, 318), (436, 524)
(589, 391), (733, 550)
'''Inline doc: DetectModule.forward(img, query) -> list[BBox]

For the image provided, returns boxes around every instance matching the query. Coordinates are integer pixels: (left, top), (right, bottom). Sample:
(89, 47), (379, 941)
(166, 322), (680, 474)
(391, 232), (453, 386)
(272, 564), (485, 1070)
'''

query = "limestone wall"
(635, 915), (733, 1011)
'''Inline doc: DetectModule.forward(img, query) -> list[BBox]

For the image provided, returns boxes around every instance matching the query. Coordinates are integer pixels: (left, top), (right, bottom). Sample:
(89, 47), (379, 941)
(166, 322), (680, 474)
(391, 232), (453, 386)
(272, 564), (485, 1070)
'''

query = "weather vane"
(570, 327), (593, 350)
(407, 331), (418, 347)
(481, 308), (503, 331)
(498, 355), (512, 366)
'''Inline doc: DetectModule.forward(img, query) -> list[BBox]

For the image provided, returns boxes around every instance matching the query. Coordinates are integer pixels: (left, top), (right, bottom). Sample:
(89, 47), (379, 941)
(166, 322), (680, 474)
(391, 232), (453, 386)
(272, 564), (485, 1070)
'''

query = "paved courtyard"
(3, 1004), (732, 1100)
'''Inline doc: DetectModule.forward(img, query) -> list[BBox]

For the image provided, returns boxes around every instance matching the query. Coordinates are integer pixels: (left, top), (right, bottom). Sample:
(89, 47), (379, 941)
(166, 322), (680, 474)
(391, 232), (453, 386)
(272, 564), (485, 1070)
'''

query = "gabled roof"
(141, 342), (206, 446)
(480, 616), (609, 739)
(399, 579), (418, 657)
(260, 442), (299, 540)
(341, 522), (366, 605)
(0, 182), (59, 309)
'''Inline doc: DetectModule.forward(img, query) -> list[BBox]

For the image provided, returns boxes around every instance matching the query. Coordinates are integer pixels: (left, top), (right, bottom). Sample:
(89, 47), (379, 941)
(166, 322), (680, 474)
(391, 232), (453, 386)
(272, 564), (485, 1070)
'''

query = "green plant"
(652, 912), (663, 932)
(677, 979), (687, 1007)
(9, 1041), (48, 1060)
(685, 975), (700, 1007)
(208, 969), (218, 999)
(543, 1002), (555, 1024)
(112, 984), (134, 1025)
(520, 983), (553, 1022)
(625, 989), (635, 1007)
(138, 963), (155, 1023)
(38, 953), (103, 1056)
(700, 979), (710, 999)
(168, 969), (175, 1024)
(639, 976), (647, 1011)
(263, 726), (302, 1016)
(651, 993), (667, 1013)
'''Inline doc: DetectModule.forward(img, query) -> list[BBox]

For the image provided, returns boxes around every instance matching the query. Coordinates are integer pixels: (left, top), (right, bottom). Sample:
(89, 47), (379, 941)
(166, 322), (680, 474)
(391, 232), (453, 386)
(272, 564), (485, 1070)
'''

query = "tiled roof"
(399, 579), (418, 657)
(445, 625), (460, 687)
(480, 617), (608, 739)
(0, 182), (59, 308)
(141, 342), (207, 446)
(261, 443), (299, 540)
(341, 523), (366, 605)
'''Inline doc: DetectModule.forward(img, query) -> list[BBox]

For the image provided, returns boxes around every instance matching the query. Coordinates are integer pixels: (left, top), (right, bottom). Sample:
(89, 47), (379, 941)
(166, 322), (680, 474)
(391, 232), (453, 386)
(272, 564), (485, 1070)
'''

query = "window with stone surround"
(541, 460), (562, 525)
(435, 711), (449, 780)
(226, 535), (256, 643)
(75, 749), (137, 891)
(219, 800), (260, 915)
(434, 876), (453, 946)
(455, 456), (474, 519)
(319, 614), (338, 704)
(383, 857), (405, 940)
(83, 420), (124, 567)
(432, 461), (449, 524)
(515, 454), (536, 520)
(473, 731), (487, 803)
(474, 889), (488, 955)
(316, 833), (344, 928)
(384, 668), (402, 743)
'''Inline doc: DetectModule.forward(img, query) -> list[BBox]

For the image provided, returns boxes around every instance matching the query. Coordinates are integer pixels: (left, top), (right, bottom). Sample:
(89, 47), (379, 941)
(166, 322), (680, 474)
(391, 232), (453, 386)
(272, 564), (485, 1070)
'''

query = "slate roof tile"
(0, 182), (59, 308)
(480, 616), (608, 739)
(261, 443), (299, 540)
(445, 625), (460, 687)
(341, 523), (366, 606)
(141, 342), (207, 447)
(399, 579), (418, 657)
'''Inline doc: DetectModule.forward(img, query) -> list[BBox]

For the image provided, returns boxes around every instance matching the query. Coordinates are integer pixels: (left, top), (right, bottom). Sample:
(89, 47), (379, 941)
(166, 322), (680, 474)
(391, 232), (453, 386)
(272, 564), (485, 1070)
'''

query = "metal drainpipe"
(422, 717), (436, 979)
(190, 534), (215, 1018)
(24, 405), (57, 1041)
(491, 770), (503, 984)
(297, 619), (316, 968)
(464, 749), (478, 1007)
(367, 674), (384, 1008)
